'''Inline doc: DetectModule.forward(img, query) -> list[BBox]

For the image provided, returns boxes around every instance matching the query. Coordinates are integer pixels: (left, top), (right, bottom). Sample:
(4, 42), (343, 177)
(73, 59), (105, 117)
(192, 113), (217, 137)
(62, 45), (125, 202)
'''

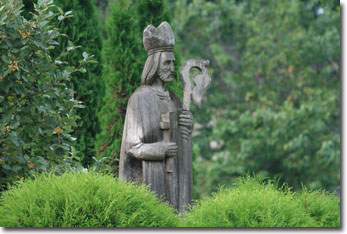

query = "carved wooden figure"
(119, 22), (211, 213)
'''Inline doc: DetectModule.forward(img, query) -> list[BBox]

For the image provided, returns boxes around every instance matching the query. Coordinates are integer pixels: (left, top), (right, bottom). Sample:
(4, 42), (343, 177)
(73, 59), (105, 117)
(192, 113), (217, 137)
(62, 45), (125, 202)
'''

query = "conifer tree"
(54, 0), (103, 167)
(96, 0), (182, 173)
(95, 0), (142, 172)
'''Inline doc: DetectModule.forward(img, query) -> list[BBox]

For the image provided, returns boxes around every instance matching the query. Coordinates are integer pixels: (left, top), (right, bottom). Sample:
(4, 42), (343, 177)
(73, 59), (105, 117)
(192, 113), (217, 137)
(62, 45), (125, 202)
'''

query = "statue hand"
(179, 110), (193, 141)
(178, 110), (193, 129)
(163, 142), (178, 157)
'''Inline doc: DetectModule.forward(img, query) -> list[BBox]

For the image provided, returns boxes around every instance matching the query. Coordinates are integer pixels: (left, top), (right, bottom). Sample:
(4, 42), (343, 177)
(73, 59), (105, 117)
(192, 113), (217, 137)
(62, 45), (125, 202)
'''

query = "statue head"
(141, 22), (175, 85)
(158, 52), (175, 83)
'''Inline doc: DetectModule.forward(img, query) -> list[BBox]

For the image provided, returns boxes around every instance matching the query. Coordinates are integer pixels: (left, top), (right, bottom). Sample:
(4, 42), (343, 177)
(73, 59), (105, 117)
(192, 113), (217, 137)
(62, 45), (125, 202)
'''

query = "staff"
(178, 59), (211, 213)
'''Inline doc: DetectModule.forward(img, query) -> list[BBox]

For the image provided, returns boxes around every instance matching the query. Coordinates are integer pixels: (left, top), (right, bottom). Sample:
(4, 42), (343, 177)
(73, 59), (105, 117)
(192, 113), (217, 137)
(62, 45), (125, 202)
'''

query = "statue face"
(158, 52), (175, 83)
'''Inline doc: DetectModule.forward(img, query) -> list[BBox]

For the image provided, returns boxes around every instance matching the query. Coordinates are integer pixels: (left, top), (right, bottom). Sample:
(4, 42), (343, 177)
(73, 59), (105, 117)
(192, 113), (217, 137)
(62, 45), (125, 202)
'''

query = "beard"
(159, 71), (174, 82)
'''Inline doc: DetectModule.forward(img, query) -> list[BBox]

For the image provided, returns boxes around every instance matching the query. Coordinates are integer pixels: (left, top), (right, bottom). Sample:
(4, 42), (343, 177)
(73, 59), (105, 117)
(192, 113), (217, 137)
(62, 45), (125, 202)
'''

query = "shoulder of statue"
(129, 85), (156, 102)
(135, 85), (157, 96)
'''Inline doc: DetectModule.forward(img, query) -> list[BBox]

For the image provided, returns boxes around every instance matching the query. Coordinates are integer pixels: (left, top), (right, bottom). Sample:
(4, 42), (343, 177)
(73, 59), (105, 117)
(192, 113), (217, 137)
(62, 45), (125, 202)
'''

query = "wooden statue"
(119, 21), (211, 213)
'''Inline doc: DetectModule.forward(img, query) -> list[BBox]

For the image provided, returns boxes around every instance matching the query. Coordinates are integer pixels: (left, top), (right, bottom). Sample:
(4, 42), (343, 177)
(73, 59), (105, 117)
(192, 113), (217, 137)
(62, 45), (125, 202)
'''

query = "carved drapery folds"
(119, 21), (211, 213)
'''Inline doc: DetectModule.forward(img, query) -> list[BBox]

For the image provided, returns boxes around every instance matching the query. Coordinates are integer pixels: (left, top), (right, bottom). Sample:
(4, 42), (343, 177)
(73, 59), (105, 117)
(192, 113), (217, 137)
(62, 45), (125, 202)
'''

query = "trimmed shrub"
(0, 171), (179, 227)
(296, 188), (340, 227)
(180, 176), (340, 227)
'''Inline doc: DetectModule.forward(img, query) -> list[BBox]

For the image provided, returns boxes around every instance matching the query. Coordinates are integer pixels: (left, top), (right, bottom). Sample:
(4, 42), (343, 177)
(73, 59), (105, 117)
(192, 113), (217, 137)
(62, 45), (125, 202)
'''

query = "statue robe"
(119, 85), (183, 210)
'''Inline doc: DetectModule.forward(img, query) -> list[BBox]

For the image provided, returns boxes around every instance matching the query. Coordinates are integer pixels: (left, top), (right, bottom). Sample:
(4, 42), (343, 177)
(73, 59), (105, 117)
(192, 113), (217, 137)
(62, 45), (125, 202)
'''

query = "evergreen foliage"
(50, 0), (103, 167)
(22, 0), (104, 166)
(180, 176), (340, 227)
(0, 171), (179, 227)
(137, 0), (170, 31)
(296, 188), (340, 227)
(96, 0), (182, 173)
(95, 0), (143, 172)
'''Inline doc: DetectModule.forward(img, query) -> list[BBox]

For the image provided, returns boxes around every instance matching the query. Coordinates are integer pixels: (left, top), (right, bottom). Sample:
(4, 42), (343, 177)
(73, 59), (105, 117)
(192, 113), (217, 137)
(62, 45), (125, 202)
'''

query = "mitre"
(143, 21), (175, 55)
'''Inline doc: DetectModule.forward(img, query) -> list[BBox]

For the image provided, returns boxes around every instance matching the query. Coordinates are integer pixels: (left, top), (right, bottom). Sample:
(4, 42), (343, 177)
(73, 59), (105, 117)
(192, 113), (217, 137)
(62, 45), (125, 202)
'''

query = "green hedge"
(296, 188), (340, 227)
(0, 173), (339, 227)
(180, 176), (340, 227)
(0, 171), (179, 227)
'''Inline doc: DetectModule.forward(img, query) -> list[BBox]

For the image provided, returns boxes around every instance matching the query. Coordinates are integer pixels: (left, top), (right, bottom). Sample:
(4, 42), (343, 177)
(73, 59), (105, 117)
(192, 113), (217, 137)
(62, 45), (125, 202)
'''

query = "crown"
(143, 21), (175, 56)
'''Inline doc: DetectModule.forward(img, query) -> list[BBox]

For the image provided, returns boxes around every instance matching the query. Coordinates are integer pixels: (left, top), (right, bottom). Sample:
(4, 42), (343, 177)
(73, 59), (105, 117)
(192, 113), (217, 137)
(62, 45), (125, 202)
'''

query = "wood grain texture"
(119, 85), (182, 210)
(119, 22), (211, 214)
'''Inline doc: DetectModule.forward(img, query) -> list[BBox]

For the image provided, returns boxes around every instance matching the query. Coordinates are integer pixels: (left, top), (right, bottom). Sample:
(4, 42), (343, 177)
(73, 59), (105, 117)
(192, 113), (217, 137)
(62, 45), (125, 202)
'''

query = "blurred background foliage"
(2, 0), (340, 199)
(171, 0), (340, 198)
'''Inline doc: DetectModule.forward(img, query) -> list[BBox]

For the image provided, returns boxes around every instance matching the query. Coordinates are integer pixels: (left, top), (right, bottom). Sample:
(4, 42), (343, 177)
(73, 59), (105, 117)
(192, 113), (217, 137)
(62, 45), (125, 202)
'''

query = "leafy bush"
(22, 0), (103, 167)
(0, 171), (179, 227)
(0, 0), (96, 191)
(180, 176), (340, 227)
(45, 0), (103, 167)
